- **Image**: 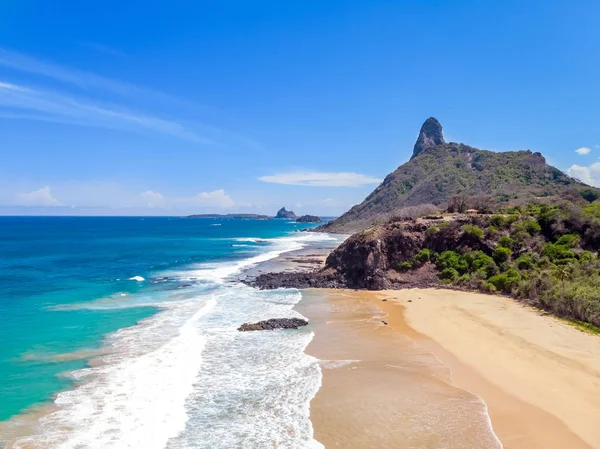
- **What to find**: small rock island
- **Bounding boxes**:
[275,207,297,219]
[296,215,322,223]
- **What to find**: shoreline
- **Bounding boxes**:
[298,287,600,449]
[0,229,342,448]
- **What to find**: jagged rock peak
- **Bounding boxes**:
[411,117,445,159]
[276,207,297,219]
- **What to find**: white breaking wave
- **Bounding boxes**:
[128,276,145,282]
[13,299,216,449]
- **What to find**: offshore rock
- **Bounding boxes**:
[237,318,309,331]
[296,215,322,223]
[275,207,297,219]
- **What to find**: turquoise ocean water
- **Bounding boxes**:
[0,216,339,448]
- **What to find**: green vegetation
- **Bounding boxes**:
[462,224,484,240]
[395,200,600,327]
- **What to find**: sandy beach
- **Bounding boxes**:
[299,288,600,449]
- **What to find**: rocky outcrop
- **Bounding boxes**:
[251,215,493,291]
[275,207,297,219]
[296,215,322,223]
[412,117,445,159]
[237,318,308,331]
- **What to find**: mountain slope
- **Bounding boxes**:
[321,118,598,233]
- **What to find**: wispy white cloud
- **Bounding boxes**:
[0,48,261,148]
[575,147,591,155]
[0,81,28,91]
[259,171,383,187]
[0,81,212,143]
[0,48,143,96]
[17,186,63,206]
[568,163,600,186]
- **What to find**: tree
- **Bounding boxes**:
[448,194,469,213]
[580,189,600,203]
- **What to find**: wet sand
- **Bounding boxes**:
[298,288,600,449]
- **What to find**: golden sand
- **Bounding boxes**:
[299,288,600,449]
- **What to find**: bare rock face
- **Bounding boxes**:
[411,117,445,159]
[237,318,308,331]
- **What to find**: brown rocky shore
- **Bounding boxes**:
[250,215,470,291]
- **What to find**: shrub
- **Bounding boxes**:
[584,203,600,219]
[555,233,580,248]
[397,260,413,271]
[425,225,439,237]
[497,236,514,249]
[516,219,541,235]
[493,246,512,264]
[457,273,471,284]
[466,251,498,278]
[488,268,521,293]
[462,224,484,240]
[490,215,509,228]
[516,253,535,270]
[485,226,498,237]
[436,251,469,274]
[512,231,531,248]
[542,243,575,262]
[440,267,459,281]
[479,281,498,293]
[579,250,596,263]
[414,248,431,263]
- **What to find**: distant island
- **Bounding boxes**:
[188,208,324,222]
[296,215,322,223]
[188,213,270,219]
[275,207,297,219]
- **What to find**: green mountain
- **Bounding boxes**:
[321,118,599,233]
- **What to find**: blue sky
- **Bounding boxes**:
[1,0,599,215]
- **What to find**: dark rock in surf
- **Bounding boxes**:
[237,318,309,331]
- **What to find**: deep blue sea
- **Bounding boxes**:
[0,216,340,448]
